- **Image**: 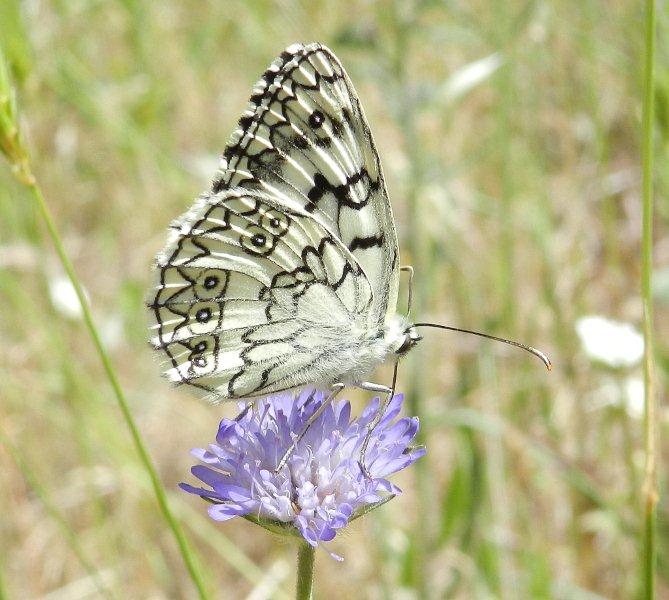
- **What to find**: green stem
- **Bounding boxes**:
[25,179,210,600]
[640,0,657,598]
[295,543,315,600]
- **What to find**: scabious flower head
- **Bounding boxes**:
[180,390,424,558]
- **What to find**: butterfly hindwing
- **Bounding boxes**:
[212,42,400,325]
[149,188,374,400]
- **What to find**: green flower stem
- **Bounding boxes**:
[295,543,315,600]
[24,178,210,600]
[640,0,658,598]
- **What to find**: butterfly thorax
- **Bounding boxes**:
[332,314,420,385]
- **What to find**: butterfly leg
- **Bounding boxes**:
[351,381,395,478]
[234,401,254,422]
[274,383,346,473]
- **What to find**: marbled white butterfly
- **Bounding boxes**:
[148,42,550,407]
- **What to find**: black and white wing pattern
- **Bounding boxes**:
[148,43,403,402]
[211,42,399,325]
[149,188,374,401]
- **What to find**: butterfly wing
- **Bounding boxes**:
[212,42,399,325]
[149,188,374,401]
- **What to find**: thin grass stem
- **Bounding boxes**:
[640,0,658,598]
[24,180,210,599]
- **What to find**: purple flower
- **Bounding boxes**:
[180,390,425,558]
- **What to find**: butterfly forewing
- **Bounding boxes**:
[212,42,399,324]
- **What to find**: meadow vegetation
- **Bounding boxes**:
[1,1,667,598]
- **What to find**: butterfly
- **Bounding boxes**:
[147,42,422,404]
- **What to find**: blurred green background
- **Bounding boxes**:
[1,1,668,598]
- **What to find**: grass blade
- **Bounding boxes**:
[640,0,658,598]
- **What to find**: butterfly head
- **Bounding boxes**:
[395,325,422,356]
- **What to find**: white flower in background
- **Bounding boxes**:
[575,315,644,367]
[100,313,124,351]
[584,376,645,418]
[49,275,88,320]
[54,123,78,159]
[624,377,645,419]
[439,53,503,103]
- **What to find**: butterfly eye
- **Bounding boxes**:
[261,210,290,236]
[195,269,228,300]
[241,224,276,256]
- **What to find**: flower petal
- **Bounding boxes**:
[208,503,250,521]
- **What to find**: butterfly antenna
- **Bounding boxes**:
[413,323,552,370]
